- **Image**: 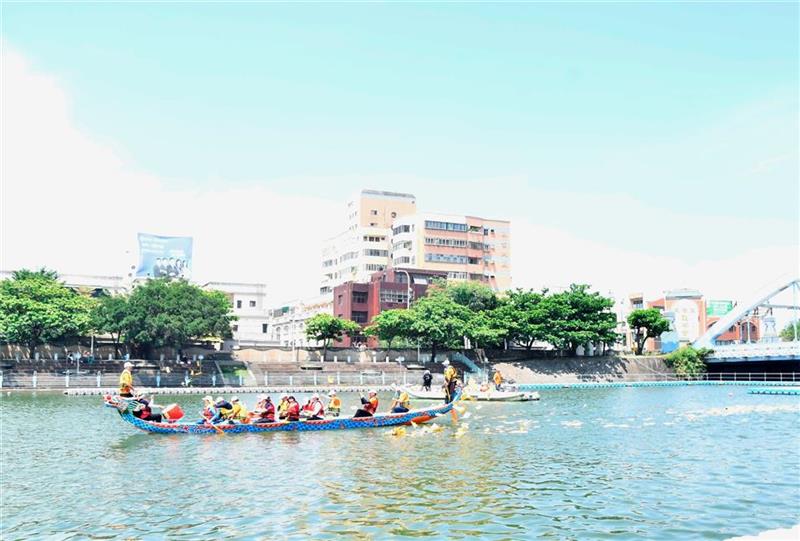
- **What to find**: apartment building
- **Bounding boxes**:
[390,213,512,291]
[320,190,417,295]
[265,295,333,347]
[201,282,273,347]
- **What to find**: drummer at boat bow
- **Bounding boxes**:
[119,362,135,397]
[354,390,379,418]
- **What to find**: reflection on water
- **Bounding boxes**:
[1,388,799,540]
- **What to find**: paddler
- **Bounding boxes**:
[277,394,290,420]
[493,369,503,391]
[304,394,325,421]
[354,390,379,418]
[285,396,300,422]
[211,397,233,424]
[443,360,458,404]
[119,361,135,397]
[327,390,342,417]
[251,395,275,424]
[390,384,411,413]
[230,397,248,423]
[196,396,216,424]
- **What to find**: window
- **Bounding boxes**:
[391,212,397,218]
[425,237,467,248]
[352,291,368,304]
[468,257,480,265]
[468,241,488,250]
[393,240,413,251]
[351,311,368,323]
[365,264,385,271]
[232,324,239,332]
[363,249,389,257]
[338,294,343,306]
[447,271,468,280]
[380,290,408,304]
[425,253,468,264]
[369,222,378,227]
[341,251,359,262]
[469,225,482,232]
[363,235,386,242]
[425,220,468,232]
[392,225,412,235]
[249,300,256,308]
[370,209,378,215]
[393,256,411,265]
[470,273,487,281]
[236,300,242,309]
[262,323,268,334]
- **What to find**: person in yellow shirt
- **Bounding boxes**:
[493,370,503,391]
[229,397,248,423]
[443,361,458,404]
[390,385,411,413]
[327,391,342,417]
[119,362,135,397]
[277,394,290,420]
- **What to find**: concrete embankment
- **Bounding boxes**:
[488,355,671,384]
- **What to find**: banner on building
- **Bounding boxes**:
[706,300,734,317]
[136,233,193,279]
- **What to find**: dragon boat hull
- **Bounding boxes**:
[104,394,458,435]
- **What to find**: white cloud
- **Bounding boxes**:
[2,45,797,308]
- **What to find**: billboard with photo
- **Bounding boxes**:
[136,233,193,279]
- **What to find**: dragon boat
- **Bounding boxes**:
[103,392,461,435]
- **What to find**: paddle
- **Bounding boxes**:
[205,418,225,435]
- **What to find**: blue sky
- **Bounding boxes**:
[1,2,797,301]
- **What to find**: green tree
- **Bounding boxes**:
[409,292,472,362]
[0,268,95,357]
[445,281,499,312]
[305,313,361,360]
[664,346,712,377]
[365,309,416,349]
[91,295,129,359]
[628,308,671,355]
[123,279,235,358]
[780,321,800,342]
[496,289,549,349]
[541,285,618,355]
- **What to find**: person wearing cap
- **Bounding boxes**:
[251,395,275,423]
[304,394,325,421]
[196,396,216,424]
[229,397,248,423]
[443,362,458,404]
[119,362,135,397]
[277,394,290,420]
[390,385,411,414]
[210,397,233,424]
[132,393,163,422]
[327,391,342,417]
[422,370,432,391]
[354,390,379,418]
[285,396,300,422]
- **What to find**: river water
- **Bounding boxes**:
[1,386,798,540]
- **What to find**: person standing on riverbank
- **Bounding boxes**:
[493,370,503,391]
[119,362,135,397]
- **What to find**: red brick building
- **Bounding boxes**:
[333,267,448,346]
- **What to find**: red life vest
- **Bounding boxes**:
[287,402,300,421]
[310,399,325,417]
[364,397,378,415]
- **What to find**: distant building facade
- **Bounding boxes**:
[390,213,511,291]
[320,190,417,295]
[201,282,273,347]
[625,289,759,353]
[333,267,448,347]
[265,295,333,348]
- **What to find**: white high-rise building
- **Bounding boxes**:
[320,189,416,295]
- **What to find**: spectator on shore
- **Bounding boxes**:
[119,362,135,397]
[422,370,432,391]
[354,390,379,418]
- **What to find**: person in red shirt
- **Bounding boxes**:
[285,396,301,422]
[354,390,379,418]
